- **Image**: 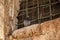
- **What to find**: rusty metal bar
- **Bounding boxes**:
[26,0,28,17]
[37,0,40,23]
[49,0,52,20]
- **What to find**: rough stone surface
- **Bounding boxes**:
[0,0,60,40]
[0,0,4,40]
[0,0,20,40]
[4,0,20,40]
[11,18,60,40]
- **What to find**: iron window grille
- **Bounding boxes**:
[17,0,60,28]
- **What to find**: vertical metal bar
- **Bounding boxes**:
[49,0,52,20]
[26,0,28,17]
[53,5,54,15]
[39,0,43,23]
[32,0,34,20]
[37,0,40,23]
[42,0,44,20]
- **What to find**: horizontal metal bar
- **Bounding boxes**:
[18,2,60,16]
[19,1,59,11]
[17,13,60,26]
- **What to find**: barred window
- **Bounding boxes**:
[17,0,60,28]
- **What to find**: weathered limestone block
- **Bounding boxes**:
[0,0,4,40]
[0,0,20,40]
[12,18,60,40]
[3,0,20,40]
[4,0,20,36]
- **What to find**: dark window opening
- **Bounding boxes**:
[17,0,60,29]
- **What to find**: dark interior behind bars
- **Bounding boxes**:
[17,0,60,29]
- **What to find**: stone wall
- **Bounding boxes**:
[0,0,20,40]
[0,0,60,40]
[0,0,5,40]
[4,0,20,40]
[11,18,60,40]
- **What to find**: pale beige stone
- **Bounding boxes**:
[0,0,20,40]
[12,18,60,40]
